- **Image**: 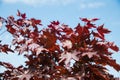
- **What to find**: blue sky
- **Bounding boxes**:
[0,0,120,77]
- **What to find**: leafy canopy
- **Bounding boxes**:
[0,11,120,80]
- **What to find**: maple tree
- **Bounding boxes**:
[0,11,120,80]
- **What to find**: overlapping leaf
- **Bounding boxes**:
[0,11,119,80]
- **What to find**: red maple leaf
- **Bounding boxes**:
[97,24,111,35]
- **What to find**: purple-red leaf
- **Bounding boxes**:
[1,62,14,69]
[93,32,104,40]
[6,25,16,34]
[75,23,83,34]
[97,24,111,35]
[17,10,21,16]
[31,18,41,25]
[51,21,59,25]
[108,42,119,52]
[80,18,90,22]
[80,18,99,23]
[21,13,26,19]
[0,44,14,53]
[86,22,96,28]
[91,18,99,22]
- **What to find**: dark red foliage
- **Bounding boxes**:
[80,18,99,23]
[51,21,60,25]
[6,25,16,34]
[17,10,26,19]
[30,18,42,25]
[0,11,120,80]
[97,24,111,34]
[0,44,14,53]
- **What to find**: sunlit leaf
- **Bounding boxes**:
[59,51,80,67]
[0,11,119,80]
[62,40,72,49]
[82,52,98,58]
[28,43,39,51]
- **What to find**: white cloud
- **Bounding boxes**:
[2,0,105,8]
[2,0,18,3]
[2,0,75,6]
[79,1,105,9]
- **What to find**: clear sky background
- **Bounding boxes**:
[0,0,120,77]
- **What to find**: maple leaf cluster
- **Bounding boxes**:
[0,11,120,80]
